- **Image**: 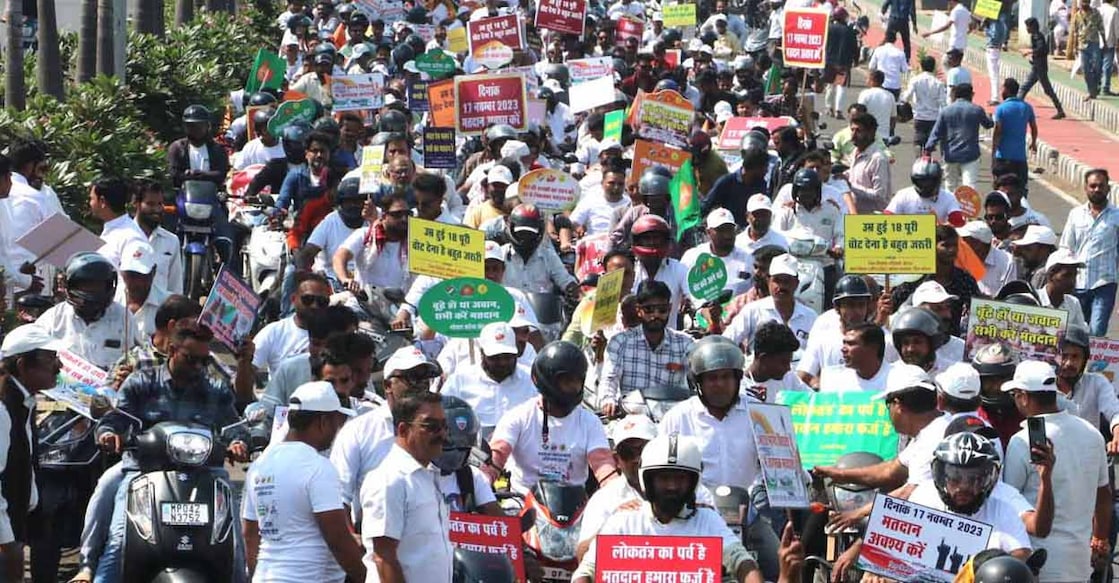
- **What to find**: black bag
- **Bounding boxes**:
[897,102,914,123]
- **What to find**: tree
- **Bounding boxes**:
[36,0,63,98]
[5,0,26,109]
[95,0,113,76]
[135,0,162,35]
[174,0,192,28]
[77,0,97,81]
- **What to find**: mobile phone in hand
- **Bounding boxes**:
[1027,416,1046,463]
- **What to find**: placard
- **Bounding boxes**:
[662,3,697,26]
[858,495,992,583]
[954,186,982,219]
[535,0,586,35]
[568,56,614,85]
[407,217,486,279]
[687,253,728,302]
[455,73,527,134]
[595,535,722,582]
[843,215,937,275]
[635,89,695,148]
[965,298,1068,364]
[358,144,386,194]
[415,48,458,79]
[59,349,111,388]
[197,266,262,350]
[628,140,688,187]
[749,404,810,508]
[14,213,105,269]
[428,79,457,128]
[1089,337,1119,382]
[417,277,516,337]
[449,513,526,582]
[614,16,644,43]
[468,14,524,54]
[717,116,798,150]
[590,268,626,333]
[330,73,385,111]
[603,109,625,143]
[518,168,580,211]
[267,98,318,136]
[569,76,617,114]
[474,41,515,69]
[782,8,830,69]
[407,79,429,112]
[447,26,469,53]
[423,127,458,169]
[973,0,1001,19]
[775,391,898,468]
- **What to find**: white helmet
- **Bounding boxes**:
[638,433,703,494]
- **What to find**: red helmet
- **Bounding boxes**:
[508,203,545,253]
[632,214,671,259]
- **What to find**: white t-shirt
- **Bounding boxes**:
[242,441,347,583]
[438,466,499,512]
[868,43,910,90]
[723,296,818,352]
[659,397,761,490]
[908,480,1032,553]
[441,363,539,429]
[740,369,811,404]
[340,227,408,289]
[252,316,309,372]
[577,478,716,546]
[886,187,963,223]
[680,243,754,298]
[819,362,893,394]
[235,139,285,170]
[949,4,972,51]
[490,397,611,493]
[857,87,897,141]
[900,413,951,485]
[773,183,848,216]
[570,193,631,237]
[307,211,360,274]
[187,143,211,172]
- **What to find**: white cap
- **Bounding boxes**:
[288,381,355,416]
[509,303,538,329]
[706,208,736,229]
[768,253,799,278]
[747,193,772,214]
[935,363,981,400]
[120,241,157,275]
[501,140,530,160]
[651,11,664,20]
[1000,360,1058,393]
[1044,248,1084,273]
[1011,225,1058,247]
[478,322,518,356]
[911,281,958,306]
[957,220,993,244]
[1008,214,1036,230]
[505,181,521,203]
[712,13,728,22]
[716,109,733,124]
[484,240,505,262]
[487,165,514,185]
[876,363,938,400]
[612,414,658,444]
[599,138,623,152]
[384,346,440,379]
[698,45,714,55]
[0,324,65,359]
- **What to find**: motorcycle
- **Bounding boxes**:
[176,180,226,300]
[230,194,288,328]
[712,485,781,582]
[618,384,693,423]
[515,481,588,582]
[332,286,416,386]
[785,229,830,315]
[525,291,568,344]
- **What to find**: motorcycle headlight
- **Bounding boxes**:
[831,486,875,514]
[167,432,212,466]
[185,202,213,220]
[127,476,155,542]
[536,514,579,562]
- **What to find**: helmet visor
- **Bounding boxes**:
[942,464,994,492]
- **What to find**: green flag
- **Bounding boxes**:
[668,158,701,242]
[245,49,287,94]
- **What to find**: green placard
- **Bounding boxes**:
[774,391,898,468]
[417,277,516,338]
[603,109,625,143]
[245,49,287,94]
[267,98,319,137]
[415,48,458,80]
[686,253,727,302]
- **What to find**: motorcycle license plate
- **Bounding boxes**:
[541,566,572,581]
[160,503,209,526]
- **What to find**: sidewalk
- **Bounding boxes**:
[860,7,1119,198]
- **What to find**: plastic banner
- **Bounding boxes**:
[590,268,626,333]
[687,253,728,302]
[628,140,688,187]
[423,127,458,169]
[535,0,586,35]
[595,535,721,582]
[197,266,262,350]
[417,277,516,337]
[843,215,937,275]
[775,391,899,468]
[468,14,524,54]
[455,73,527,134]
[782,8,830,69]
[449,513,526,582]
[749,404,810,508]
[662,3,697,26]
[717,116,797,150]
[407,217,486,279]
[965,298,1068,364]
[330,73,385,111]
[635,89,695,148]
[517,168,580,212]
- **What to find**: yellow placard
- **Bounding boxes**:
[662,3,697,27]
[358,144,386,194]
[843,214,937,275]
[448,26,469,54]
[973,0,1000,20]
[590,269,626,333]
[407,217,486,279]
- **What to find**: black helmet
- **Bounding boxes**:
[891,306,948,351]
[378,110,409,134]
[791,168,821,202]
[391,44,415,69]
[654,78,679,93]
[833,275,872,302]
[974,555,1038,583]
[1063,323,1091,353]
[972,341,1018,378]
[337,2,356,20]
[405,6,428,23]
[700,30,718,46]
[282,122,312,163]
[349,11,370,26]
[932,433,1000,515]
[405,34,426,56]
[740,132,770,166]
[433,395,479,475]
[531,341,588,414]
[182,104,212,124]
[313,42,337,58]
[638,167,671,197]
[247,91,278,108]
[251,108,274,131]
[64,252,117,322]
[288,14,313,31]
[661,29,682,45]
[910,158,943,198]
[537,87,555,101]
[336,177,366,228]
[508,204,545,254]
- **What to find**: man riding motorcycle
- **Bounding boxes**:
[972,341,1023,447]
[890,306,950,374]
[500,203,580,300]
[434,395,503,516]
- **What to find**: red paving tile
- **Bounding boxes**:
[861,24,1119,179]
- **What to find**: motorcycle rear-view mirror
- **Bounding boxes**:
[243,402,267,424]
[381,288,407,305]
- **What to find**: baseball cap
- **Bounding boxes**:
[384,346,441,379]
[487,165,514,185]
[957,220,993,244]
[478,322,518,356]
[288,381,355,416]
[911,281,958,306]
[611,414,658,444]
[768,253,800,279]
[747,193,772,214]
[715,104,733,124]
[1044,248,1084,273]
[935,362,981,400]
[509,303,538,329]
[0,324,65,359]
[501,140,530,160]
[1011,225,1058,247]
[120,241,157,275]
[876,363,938,400]
[706,208,736,229]
[652,11,664,21]
[484,240,505,262]
[1000,360,1057,393]
[599,138,623,152]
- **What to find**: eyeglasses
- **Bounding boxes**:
[411,419,448,433]
[639,304,671,314]
[384,209,410,219]
[390,372,433,388]
[300,294,330,308]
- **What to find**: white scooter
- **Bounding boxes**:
[784,228,830,315]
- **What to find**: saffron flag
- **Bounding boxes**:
[668,158,701,242]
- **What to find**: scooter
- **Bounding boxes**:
[785,229,830,315]
[518,481,587,582]
[525,291,567,344]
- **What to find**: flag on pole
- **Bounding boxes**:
[245,49,287,94]
[668,158,701,242]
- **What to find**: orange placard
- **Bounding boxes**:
[954,186,982,220]
[428,79,456,128]
[283,90,309,102]
[628,139,688,186]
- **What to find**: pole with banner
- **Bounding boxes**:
[782,8,830,69]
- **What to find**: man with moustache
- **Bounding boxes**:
[1061,169,1119,336]
[798,275,874,388]
[131,180,183,295]
[441,322,538,435]
[724,254,817,352]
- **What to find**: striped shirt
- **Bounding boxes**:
[1060,203,1119,290]
[599,326,695,407]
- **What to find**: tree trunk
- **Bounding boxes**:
[174,0,191,27]
[36,0,62,98]
[5,0,26,109]
[95,0,112,76]
[151,0,163,36]
[135,0,154,33]
[77,0,96,81]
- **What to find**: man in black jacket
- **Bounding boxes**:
[0,324,63,581]
[167,105,230,189]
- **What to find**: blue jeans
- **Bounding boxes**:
[78,461,126,572]
[1103,47,1116,93]
[1083,42,1103,97]
[1075,283,1117,337]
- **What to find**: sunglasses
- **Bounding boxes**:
[300,294,330,308]
[411,419,448,433]
[639,304,671,314]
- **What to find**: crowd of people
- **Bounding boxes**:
[0,0,1118,580]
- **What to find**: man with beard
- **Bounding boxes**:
[441,322,538,434]
[572,434,764,583]
[889,307,951,375]
[464,165,515,229]
[742,322,811,404]
[130,180,183,294]
[735,194,789,258]
[799,275,874,387]
[1009,225,1058,289]
[705,135,773,226]
[890,225,982,336]
[599,281,695,417]
[1036,250,1088,328]
[252,272,332,373]
[620,52,657,97]
[626,215,690,328]
[1061,169,1119,337]
[724,254,817,352]
[681,209,753,298]
[333,191,412,291]
[1053,325,1119,453]
[571,164,631,238]
[307,178,367,289]
[843,112,892,213]
[819,323,893,393]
